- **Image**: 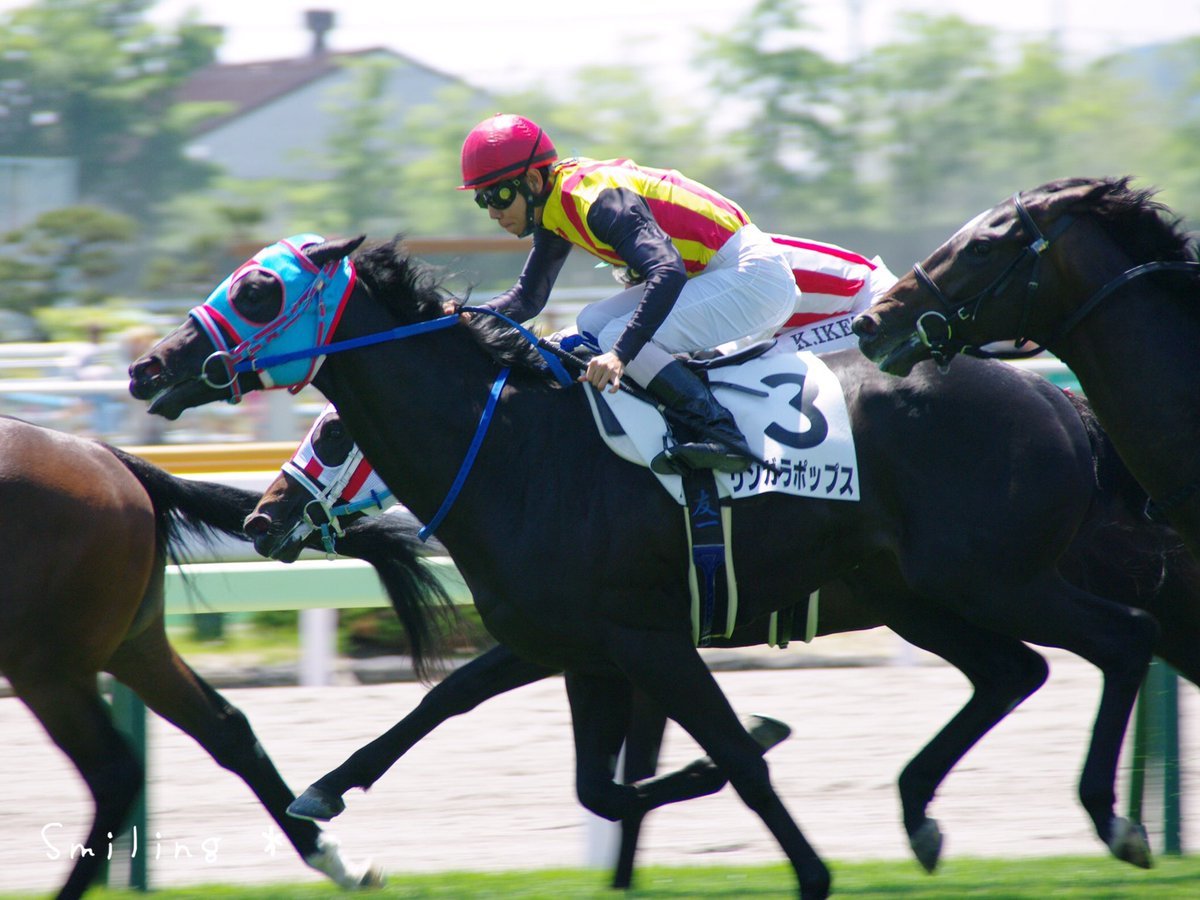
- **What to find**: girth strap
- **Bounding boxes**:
[683,472,737,645]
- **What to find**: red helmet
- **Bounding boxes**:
[459,114,558,190]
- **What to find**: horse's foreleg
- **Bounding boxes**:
[11,674,141,900]
[946,576,1160,867]
[106,632,381,889]
[882,606,1048,871]
[607,626,829,900]
[293,644,557,820]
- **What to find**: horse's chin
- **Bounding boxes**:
[253,533,304,563]
[877,335,931,377]
[144,380,228,420]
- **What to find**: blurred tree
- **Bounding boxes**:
[0,204,136,313]
[1161,38,1200,217]
[0,0,221,219]
[284,56,406,235]
[700,0,856,231]
[503,64,725,184]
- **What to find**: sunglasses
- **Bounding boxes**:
[474,179,522,210]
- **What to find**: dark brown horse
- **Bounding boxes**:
[253,399,1200,885]
[0,415,381,899]
[129,234,1164,898]
[852,176,1200,560]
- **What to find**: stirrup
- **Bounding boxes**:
[651,441,752,476]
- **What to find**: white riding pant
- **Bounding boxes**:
[576,223,795,384]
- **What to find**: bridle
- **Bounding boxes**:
[910,192,1076,368]
[910,192,1200,368]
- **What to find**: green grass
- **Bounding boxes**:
[9,856,1200,899]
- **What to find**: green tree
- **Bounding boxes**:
[701,0,854,230]
[283,56,406,235]
[0,0,221,218]
[0,204,136,313]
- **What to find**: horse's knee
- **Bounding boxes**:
[1008,645,1050,701]
[89,746,143,821]
[1102,609,1159,677]
[577,777,637,821]
[205,705,262,771]
[724,754,775,811]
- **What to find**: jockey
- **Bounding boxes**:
[455,113,796,475]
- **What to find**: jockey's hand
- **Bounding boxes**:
[442,299,472,322]
[581,351,624,393]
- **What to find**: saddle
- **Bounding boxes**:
[570,340,860,645]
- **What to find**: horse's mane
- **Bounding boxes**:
[1046,176,1197,265]
[350,236,556,377]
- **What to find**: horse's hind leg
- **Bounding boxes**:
[10,674,141,900]
[105,623,381,888]
[877,602,1049,871]
[606,626,830,900]
[611,691,666,889]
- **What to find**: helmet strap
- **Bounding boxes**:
[517,168,552,238]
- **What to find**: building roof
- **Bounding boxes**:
[177,47,458,136]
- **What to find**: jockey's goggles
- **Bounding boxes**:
[474,178,523,211]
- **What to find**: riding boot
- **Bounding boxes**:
[644,359,753,475]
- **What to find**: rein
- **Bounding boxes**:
[227,306,574,387]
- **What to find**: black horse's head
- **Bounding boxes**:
[853,176,1188,375]
[128,234,366,418]
[245,404,392,561]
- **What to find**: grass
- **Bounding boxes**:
[9,856,1200,899]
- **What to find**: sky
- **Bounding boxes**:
[3,0,1192,93]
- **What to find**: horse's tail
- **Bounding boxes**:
[104,444,259,567]
[328,513,461,684]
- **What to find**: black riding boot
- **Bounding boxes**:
[644,359,753,474]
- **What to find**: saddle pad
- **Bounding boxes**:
[585,350,860,505]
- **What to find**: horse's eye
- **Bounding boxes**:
[328,422,345,440]
[967,241,993,258]
[231,274,283,324]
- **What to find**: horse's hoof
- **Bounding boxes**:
[289,785,347,822]
[305,834,386,890]
[746,714,792,752]
[798,859,832,900]
[909,818,943,873]
[357,865,387,889]
[1108,817,1153,869]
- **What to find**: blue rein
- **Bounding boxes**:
[417,365,510,542]
[229,303,571,542]
[232,305,574,387]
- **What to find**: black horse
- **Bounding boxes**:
[852,176,1200,561]
[130,235,1162,898]
[255,401,1200,884]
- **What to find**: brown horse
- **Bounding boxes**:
[0,415,380,899]
[852,176,1200,560]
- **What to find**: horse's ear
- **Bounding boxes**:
[307,235,367,267]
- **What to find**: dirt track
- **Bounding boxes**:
[2,646,1196,893]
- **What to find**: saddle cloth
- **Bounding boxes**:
[584,348,860,505]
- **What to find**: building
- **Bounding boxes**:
[176,10,489,182]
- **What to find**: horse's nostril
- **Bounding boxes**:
[851,314,877,338]
[131,358,162,380]
[243,512,271,537]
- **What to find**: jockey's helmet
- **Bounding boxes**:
[459,114,558,190]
